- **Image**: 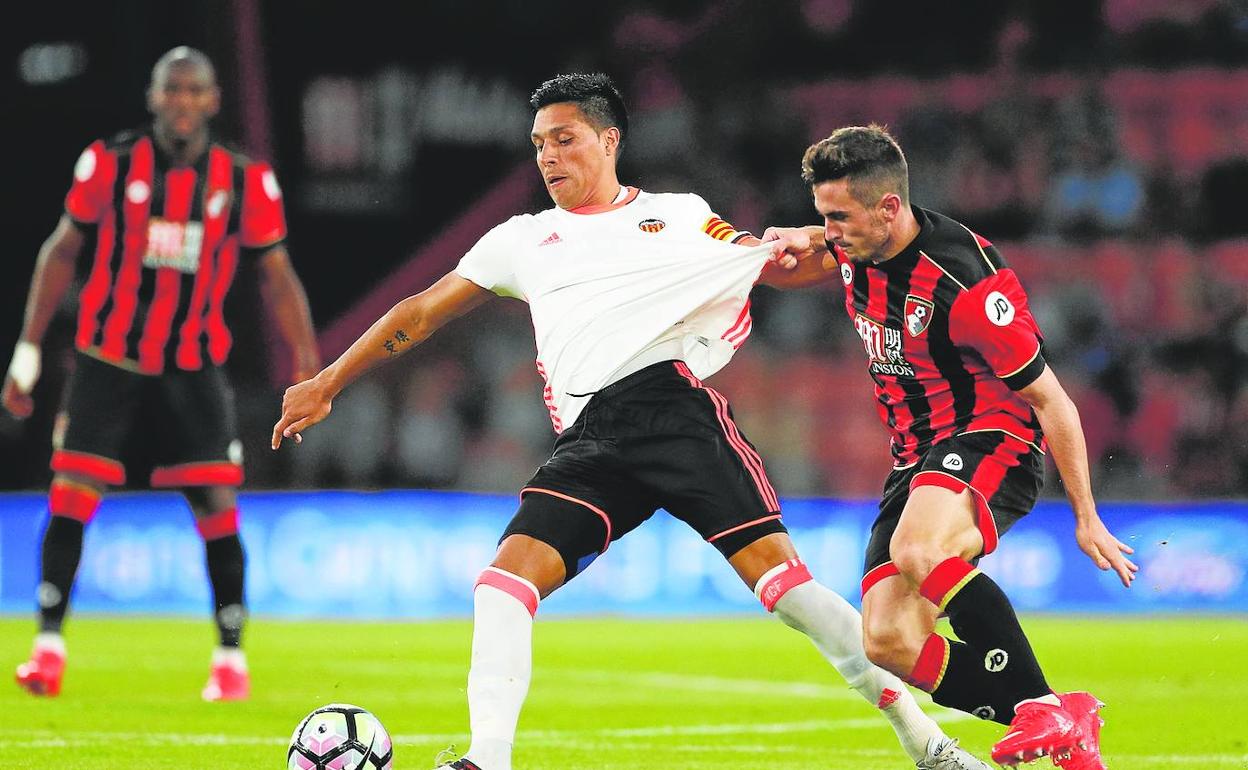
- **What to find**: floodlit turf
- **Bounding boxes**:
[0,616,1245,769]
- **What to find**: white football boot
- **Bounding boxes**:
[916,736,994,770]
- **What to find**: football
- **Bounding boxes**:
[287,703,394,770]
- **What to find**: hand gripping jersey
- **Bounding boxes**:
[456,188,772,431]
[64,128,287,374]
[837,207,1048,467]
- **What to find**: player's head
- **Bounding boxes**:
[529,73,628,209]
[801,125,910,263]
[148,46,220,143]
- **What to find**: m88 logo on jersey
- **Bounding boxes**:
[854,314,914,377]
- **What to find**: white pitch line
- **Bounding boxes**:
[1,728,1245,767]
[546,668,864,701]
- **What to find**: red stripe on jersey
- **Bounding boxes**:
[205,236,239,365]
[535,360,563,432]
[721,299,753,347]
[76,209,118,350]
[100,137,155,362]
[176,147,233,370]
[137,166,196,372]
[674,362,780,512]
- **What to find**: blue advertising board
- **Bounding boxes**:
[0,491,1245,617]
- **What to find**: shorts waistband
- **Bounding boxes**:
[592,360,683,401]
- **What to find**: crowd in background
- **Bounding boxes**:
[7,0,1248,499]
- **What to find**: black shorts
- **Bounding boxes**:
[861,430,1043,596]
[50,351,243,488]
[504,360,787,582]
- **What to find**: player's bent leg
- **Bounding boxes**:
[861,572,941,679]
[730,534,990,768]
[16,471,105,697]
[889,484,1084,764]
[184,486,249,702]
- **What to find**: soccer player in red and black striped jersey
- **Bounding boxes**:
[2,47,319,701]
[763,125,1138,770]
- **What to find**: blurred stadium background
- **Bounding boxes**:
[4,0,1248,500]
[2,2,1248,768]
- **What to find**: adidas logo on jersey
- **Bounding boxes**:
[538,232,562,247]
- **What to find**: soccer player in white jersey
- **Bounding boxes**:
[272,73,991,770]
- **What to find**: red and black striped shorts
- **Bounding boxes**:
[505,360,786,583]
[861,430,1043,596]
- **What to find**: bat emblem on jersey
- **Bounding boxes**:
[638,218,666,233]
[904,295,934,337]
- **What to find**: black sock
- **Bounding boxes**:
[38,516,85,634]
[928,636,1021,724]
[920,557,1050,706]
[204,535,246,647]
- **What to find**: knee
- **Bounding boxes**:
[491,534,566,599]
[184,486,236,518]
[888,536,944,585]
[862,616,921,676]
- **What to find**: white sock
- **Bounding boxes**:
[212,646,246,669]
[761,567,944,763]
[34,632,65,655]
[464,569,539,770]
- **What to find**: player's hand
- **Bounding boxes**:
[3,341,41,419]
[272,374,334,449]
[761,226,813,270]
[2,375,35,419]
[1074,513,1138,588]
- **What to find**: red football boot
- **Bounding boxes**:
[15,643,66,697]
[201,650,249,701]
[1052,692,1107,770]
[991,698,1080,766]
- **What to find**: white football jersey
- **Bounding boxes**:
[456,187,771,431]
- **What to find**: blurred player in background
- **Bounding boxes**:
[2,46,319,701]
[274,73,991,770]
[764,125,1138,770]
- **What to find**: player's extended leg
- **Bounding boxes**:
[183,485,249,702]
[445,533,565,770]
[876,483,1086,765]
[15,471,106,696]
[730,532,990,769]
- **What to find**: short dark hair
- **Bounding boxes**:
[801,124,909,207]
[529,73,628,149]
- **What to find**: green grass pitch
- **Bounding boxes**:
[1,615,1245,768]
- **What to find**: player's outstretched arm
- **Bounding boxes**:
[1017,365,1139,587]
[756,225,839,289]
[3,215,85,419]
[257,245,321,383]
[271,271,492,449]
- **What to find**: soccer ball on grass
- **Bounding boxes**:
[287,703,393,770]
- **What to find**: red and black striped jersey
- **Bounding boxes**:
[838,207,1048,468]
[63,128,287,374]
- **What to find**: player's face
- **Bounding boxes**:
[531,103,618,209]
[148,62,220,141]
[812,179,892,263]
